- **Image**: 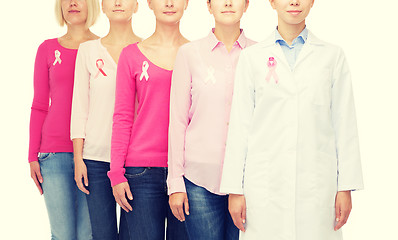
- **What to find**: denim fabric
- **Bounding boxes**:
[39,152,92,240]
[84,159,119,240]
[184,178,239,240]
[121,167,189,240]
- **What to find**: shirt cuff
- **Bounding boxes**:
[107,168,127,187]
[219,186,244,195]
[167,177,186,195]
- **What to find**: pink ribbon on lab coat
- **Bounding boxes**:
[265,57,279,84]
[95,59,107,78]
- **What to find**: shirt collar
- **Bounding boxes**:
[275,26,308,46]
[207,28,247,51]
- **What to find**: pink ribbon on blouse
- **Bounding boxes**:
[95,59,107,78]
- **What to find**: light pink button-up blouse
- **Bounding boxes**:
[167,30,256,195]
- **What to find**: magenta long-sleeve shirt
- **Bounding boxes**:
[108,43,172,186]
[28,39,77,162]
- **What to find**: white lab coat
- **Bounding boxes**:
[220,30,364,240]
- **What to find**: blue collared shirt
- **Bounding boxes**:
[275,27,308,70]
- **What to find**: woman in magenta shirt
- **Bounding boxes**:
[167,0,255,239]
[108,0,189,239]
[28,0,99,239]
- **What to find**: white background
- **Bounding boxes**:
[1,0,397,239]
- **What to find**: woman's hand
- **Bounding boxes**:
[169,192,190,222]
[74,159,89,194]
[229,194,246,232]
[334,190,352,231]
[30,161,43,195]
[112,182,133,212]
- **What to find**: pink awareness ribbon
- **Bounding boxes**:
[95,59,107,78]
[265,57,279,84]
[140,61,149,81]
[53,50,62,66]
[204,66,216,84]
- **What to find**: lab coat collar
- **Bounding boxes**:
[259,29,325,69]
[261,29,325,48]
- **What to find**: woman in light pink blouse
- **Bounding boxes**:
[28,0,99,239]
[167,0,255,239]
[108,0,189,239]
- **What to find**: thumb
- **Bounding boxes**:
[125,185,133,200]
[184,196,190,215]
[335,203,341,222]
[84,173,89,187]
[36,169,43,183]
[242,203,247,224]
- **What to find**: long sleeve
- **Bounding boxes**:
[220,51,255,194]
[108,48,135,187]
[28,43,49,162]
[167,46,192,194]
[332,48,364,191]
[70,45,90,140]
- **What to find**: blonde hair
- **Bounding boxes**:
[55,0,100,28]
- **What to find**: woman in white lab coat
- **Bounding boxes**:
[220,0,364,239]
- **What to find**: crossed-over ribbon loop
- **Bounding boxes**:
[94,59,107,78]
[204,66,216,84]
[265,57,279,84]
[140,61,149,81]
[53,50,62,66]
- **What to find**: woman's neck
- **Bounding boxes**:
[63,23,96,42]
[277,19,306,45]
[102,20,140,45]
[145,21,185,47]
[214,21,242,52]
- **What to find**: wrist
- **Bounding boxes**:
[74,156,84,163]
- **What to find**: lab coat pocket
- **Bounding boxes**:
[309,69,332,106]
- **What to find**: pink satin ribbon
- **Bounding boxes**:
[265,57,279,84]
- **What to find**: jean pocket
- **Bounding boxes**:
[124,167,150,178]
[38,152,54,162]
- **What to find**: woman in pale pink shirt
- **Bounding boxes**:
[108,0,189,239]
[71,0,141,239]
[28,0,99,239]
[167,0,255,239]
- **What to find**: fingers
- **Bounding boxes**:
[335,207,351,231]
[170,205,180,221]
[230,210,246,232]
[120,194,133,212]
[184,197,190,216]
[30,162,43,195]
[242,203,247,225]
[115,195,130,213]
[31,171,43,195]
[169,193,188,222]
[113,184,133,213]
[75,175,89,195]
[170,201,185,222]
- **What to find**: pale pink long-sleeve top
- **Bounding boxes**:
[29,39,77,162]
[108,43,172,187]
[167,30,256,195]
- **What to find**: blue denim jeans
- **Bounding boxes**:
[122,167,189,240]
[84,159,122,240]
[39,152,92,240]
[184,178,239,240]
